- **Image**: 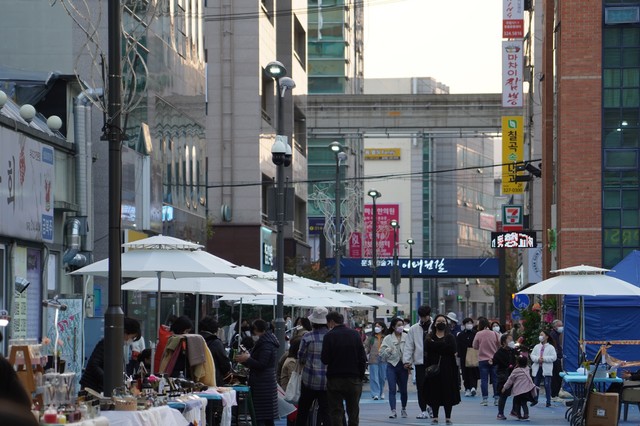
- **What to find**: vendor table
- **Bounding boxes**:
[195,388,236,426]
[560,372,623,425]
[168,396,207,426]
[102,405,190,426]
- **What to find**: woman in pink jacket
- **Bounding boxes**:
[472,317,501,406]
[502,356,537,421]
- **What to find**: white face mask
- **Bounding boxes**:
[465,324,474,331]
[374,326,382,334]
[508,341,516,349]
[492,326,500,333]
[556,326,564,334]
[395,326,404,334]
[539,335,545,342]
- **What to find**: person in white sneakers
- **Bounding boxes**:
[403,305,433,419]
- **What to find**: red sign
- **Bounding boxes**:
[349,232,362,258]
[502,0,524,38]
[362,204,399,258]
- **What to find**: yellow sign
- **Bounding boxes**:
[501,116,524,194]
[364,148,401,160]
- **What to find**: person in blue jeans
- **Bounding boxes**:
[364,321,388,400]
[472,317,501,406]
[530,330,557,407]
[380,318,408,418]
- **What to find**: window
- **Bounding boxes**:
[294,16,307,68]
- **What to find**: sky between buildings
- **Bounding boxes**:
[364,0,503,94]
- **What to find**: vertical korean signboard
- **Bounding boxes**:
[502,40,523,108]
[503,0,524,38]
[502,116,524,194]
[363,204,399,259]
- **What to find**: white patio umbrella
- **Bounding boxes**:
[70,235,248,349]
[516,264,640,358]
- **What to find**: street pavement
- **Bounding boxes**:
[275,381,640,425]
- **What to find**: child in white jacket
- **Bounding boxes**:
[530,330,557,407]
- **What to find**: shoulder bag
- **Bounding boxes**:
[425,356,441,378]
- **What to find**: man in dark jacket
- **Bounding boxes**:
[321,311,367,426]
[199,315,232,386]
[80,317,141,393]
[549,319,564,401]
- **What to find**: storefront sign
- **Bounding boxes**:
[491,231,537,248]
[362,204,399,258]
[503,0,524,38]
[326,257,499,278]
[501,116,524,194]
[502,41,523,107]
[364,148,401,160]
[0,128,55,242]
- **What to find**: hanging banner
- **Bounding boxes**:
[363,204,399,259]
[503,0,524,38]
[502,40,523,107]
[501,116,524,194]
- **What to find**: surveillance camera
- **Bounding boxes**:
[15,277,30,294]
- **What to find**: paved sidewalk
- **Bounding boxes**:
[276,381,640,425]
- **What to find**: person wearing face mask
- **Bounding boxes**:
[403,304,433,419]
[530,330,557,407]
[491,321,502,336]
[424,314,460,425]
[493,334,517,419]
[548,319,565,401]
[81,317,141,393]
[456,317,479,397]
[380,318,409,418]
[364,321,388,400]
[473,317,501,406]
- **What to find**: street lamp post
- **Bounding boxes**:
[407,238,414,323]
[265,60,295,361]
[390,219,400,315]
[367,189,381,321]
[465,279,471,318]
[330,141,347,284]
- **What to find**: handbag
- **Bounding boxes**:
[425,356,441,378]
[465,348,479,367]
[284,369,302,404]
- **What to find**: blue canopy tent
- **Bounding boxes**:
[563,251,640,372]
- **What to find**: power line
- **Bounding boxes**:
[200,159,541,189]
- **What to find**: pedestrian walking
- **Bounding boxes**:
[493,333,517,420]
[472,317,500,406]
[321,311,367,426]
[424,314,460,425]
[456,317,479,397]
[380,317,409,419]
[402,304,433,419]
[296,307,331,426]
[364,321,387,400]
[530,330,557,407]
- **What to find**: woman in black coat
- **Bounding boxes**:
[235,319,279,426]
[424,314,461,425]
[199,316,232,386]
[493,333,517,420]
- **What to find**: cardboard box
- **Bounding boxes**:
[585,392,619,426]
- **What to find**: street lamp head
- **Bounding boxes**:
[391,219,399,228]
[337,151,348,165]
[367,189,381,200]
[329,141,342,153]
[284,142,292,167]
[279,76,296,92]
[407,238,414,245]
[271,135,287,166]
[265,60,287,79]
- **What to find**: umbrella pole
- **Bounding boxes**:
[579,296,585,366]
[195,293,200,333]
[155,271,162,373]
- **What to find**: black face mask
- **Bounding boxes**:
[435,322,447,331]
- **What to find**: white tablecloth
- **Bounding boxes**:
[102,405,189,426]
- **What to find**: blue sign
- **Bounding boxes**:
[513,294,530,310]
[326,257,499,278]
[511,310,521,321]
